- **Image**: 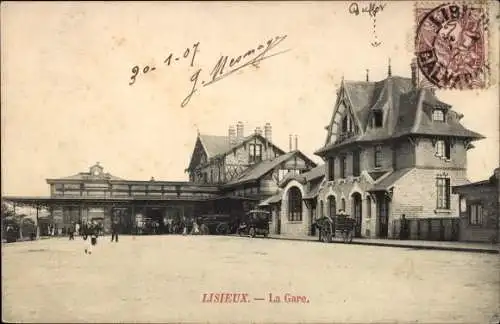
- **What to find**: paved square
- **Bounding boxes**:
[3,236,499,323]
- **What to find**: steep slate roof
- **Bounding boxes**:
[316,75,484,155]
[200,133,285,160]
[188,132,288,172]
[226,151,316,187]
[198,134,231,158]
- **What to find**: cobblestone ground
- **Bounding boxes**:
[2,235,499,323]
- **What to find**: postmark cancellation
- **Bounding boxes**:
[415,1,491,90]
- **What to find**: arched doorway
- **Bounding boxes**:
[327,195,336,218]
[351,192,363,237]
[288,186,302,222]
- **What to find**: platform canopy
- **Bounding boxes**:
[1,195,212,209]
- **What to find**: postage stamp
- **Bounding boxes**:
[415,1,490,90]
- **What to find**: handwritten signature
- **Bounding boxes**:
[349,2,386,18]
[128,35,289,107]
[181,35,288,107]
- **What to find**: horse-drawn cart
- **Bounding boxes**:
[314,214,355,243]
[198,214,238,235]
[238,210,270,238]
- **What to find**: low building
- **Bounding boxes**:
[452,169,500,243]
[3,123,317,235]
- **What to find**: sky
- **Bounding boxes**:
[1,1,499,196]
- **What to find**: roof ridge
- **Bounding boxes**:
[411,89,426,133]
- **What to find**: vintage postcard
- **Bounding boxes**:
[1,1,499,323]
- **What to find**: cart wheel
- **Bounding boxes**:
[347,230,354,243]
[216,223,229,235]
[249,227,256,238]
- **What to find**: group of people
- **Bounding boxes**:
[67,217,120,255]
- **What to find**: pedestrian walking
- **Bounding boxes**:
[400,214,409,240]
[192,219,200,235]
[111,216,120,243]
[69,222,75,240]
[85,220,99,255]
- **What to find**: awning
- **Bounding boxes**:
[206,195,260,202]
[258,193,282,206]
[368,168,412,192]
[303,182,321,200]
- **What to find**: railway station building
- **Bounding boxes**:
[3,60,491,242]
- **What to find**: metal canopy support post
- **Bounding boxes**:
[36,205,40,239]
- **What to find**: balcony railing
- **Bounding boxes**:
[335,131,356,144]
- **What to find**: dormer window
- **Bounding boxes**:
[432,109,445,122]
[372,110,383,128]
[249,143,262,163]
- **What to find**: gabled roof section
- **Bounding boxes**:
[343,80,379,130]
[186,136,208,172]
[199,134,231,158]
[212,133,286,160]
[278,162,325,188]
[188,132,287,171]
[47,163,123,182]
[224,150,317,187]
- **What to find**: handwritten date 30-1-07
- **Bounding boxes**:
[127,35,289,107]
[128,42,200,86]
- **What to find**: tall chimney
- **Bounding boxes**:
[264,123,272,142]
[366,69,369,82]
[228,125,236,146]
[289,134,293,152]
[236,121,244,142]
[294,135,298,151]
[410,58,418,88]
[388,58,392,77]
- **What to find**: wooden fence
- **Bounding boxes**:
[392,217,460,241]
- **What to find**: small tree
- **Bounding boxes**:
[1,202,15,219]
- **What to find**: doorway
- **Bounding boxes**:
[377,195,389,238]
[275,205,281,234]
[309,205,316,236]
[351,193,363,237]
